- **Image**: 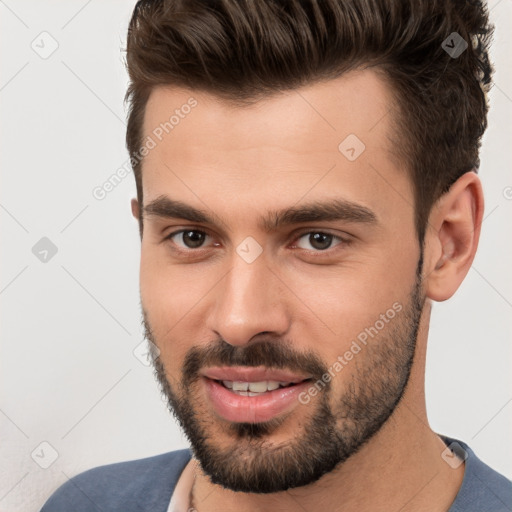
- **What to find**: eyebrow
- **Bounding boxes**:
[143,195,378,232]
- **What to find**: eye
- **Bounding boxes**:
[293,231,345,252]
[163,228,349,255]
[165,229,212,250]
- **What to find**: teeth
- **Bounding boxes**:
[248,381,268,393]
[232,381,249,391]
[222,380,290,393]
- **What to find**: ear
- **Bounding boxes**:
[423,171,484,302]
[131,198,143,240]
[131,198,140,220]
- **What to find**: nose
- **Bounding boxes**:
[206,249,291,347]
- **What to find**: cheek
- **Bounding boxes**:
[298,264,408,330]
[139,251,216,367]
[140,246,208,318]
[290,256,414,374]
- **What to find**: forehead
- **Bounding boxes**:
[140,69,411,225]
[143,68,394,152]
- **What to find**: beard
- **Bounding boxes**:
[143,254,425,494]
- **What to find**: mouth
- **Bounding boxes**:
[215,379,308,396]
[200,366,314,423]
[201,365,312,385]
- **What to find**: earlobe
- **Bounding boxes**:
[424,171,484,302]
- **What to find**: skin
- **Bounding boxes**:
[131,68,484,511]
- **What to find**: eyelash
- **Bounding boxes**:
[162,228,350,257]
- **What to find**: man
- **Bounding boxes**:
[41,0,512,511]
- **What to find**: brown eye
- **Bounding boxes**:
[167,230,209,249]
[295,232,342,251]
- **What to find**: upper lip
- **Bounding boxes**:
[201,366,312,383]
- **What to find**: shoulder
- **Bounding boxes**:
[442,436,512,512]
[40,448,192,512]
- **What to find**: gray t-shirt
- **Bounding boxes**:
[41,435,512,511]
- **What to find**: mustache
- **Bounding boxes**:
[177,338,328,388]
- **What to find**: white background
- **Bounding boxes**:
[1,1,511,511]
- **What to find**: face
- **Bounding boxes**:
[137,69,426,493]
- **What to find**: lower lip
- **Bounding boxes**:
[202,377,312,423]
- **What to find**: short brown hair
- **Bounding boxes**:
[124,0,494,243]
